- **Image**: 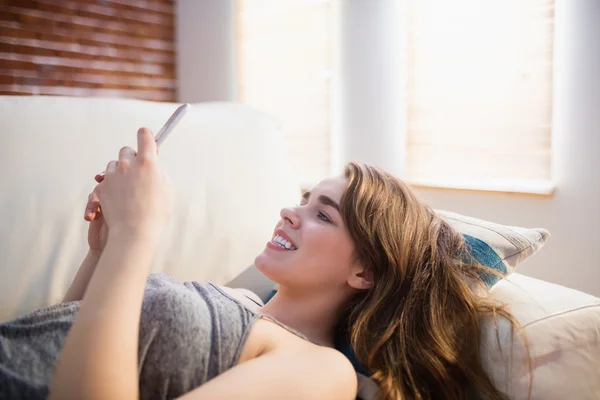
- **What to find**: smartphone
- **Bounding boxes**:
[97,103,190,178]
[154,103,190,146]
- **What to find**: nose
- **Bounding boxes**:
[280,206,300,228]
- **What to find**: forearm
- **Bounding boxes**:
[50,230,159,400]
[62,250,101,303]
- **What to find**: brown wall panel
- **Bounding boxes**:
[0,0,176,102]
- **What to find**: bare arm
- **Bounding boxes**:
[49,127,172,400]
[49,231,157,399]
[177,346,358,400]
[62,250,101,303]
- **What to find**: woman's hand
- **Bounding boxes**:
[84,192,109,256]
[87,127,174,243]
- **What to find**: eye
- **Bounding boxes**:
[318,211,331,222]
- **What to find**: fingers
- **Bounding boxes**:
[106,160,118,174]
[93,128,156,184]
[84,191,101,221]
[92,207,103,221]
[118,146,136,162]
[137,128,157,162]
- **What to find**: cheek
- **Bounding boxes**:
[296,228,355,281]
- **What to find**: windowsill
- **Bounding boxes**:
[302,179,555,196]
[407,178,556,196]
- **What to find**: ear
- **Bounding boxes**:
[347,265,374,290]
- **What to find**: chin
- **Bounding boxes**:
[254,251,285,283]
[254,251,273,274]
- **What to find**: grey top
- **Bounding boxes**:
[0,273,299,400]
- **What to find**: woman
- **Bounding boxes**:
[0,128,520,400]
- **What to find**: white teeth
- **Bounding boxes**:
[272,235,297,250]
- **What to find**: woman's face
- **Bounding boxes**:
[254,176,359,293]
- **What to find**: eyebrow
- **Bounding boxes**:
[302,191,340,212]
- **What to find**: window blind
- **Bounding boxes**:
[236,0,332,186]
[406,0,554,193]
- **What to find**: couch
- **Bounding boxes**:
[1,96,599,399]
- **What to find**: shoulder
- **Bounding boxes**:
[275,344,358,400]
[312,346,358,388]
[242,319,358,399]
[317,347,358,388]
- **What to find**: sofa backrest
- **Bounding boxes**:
[0,95,300,320]
[483,272,600,399]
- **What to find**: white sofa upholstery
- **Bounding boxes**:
[1,96,599,399]
[485,273,600,399]
[0,96,299,319]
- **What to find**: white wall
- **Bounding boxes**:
[176,0,236,103]
[178,0,600,296]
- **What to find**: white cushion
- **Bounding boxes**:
[437,209,550,274]
[482,273,600,399]
[0,96,299,320]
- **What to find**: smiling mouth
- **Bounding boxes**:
[271,234,297,250]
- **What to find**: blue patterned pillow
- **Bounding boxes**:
[437,210,549,277]
[463,234,506,287]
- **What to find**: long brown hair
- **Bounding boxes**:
[338,162,527,400]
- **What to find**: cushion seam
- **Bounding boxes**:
[502,245,536,263]
[522,304,600,329]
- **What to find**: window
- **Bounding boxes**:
[236,0,332,187]
[406,0,555,194]
[236,0,554,194]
